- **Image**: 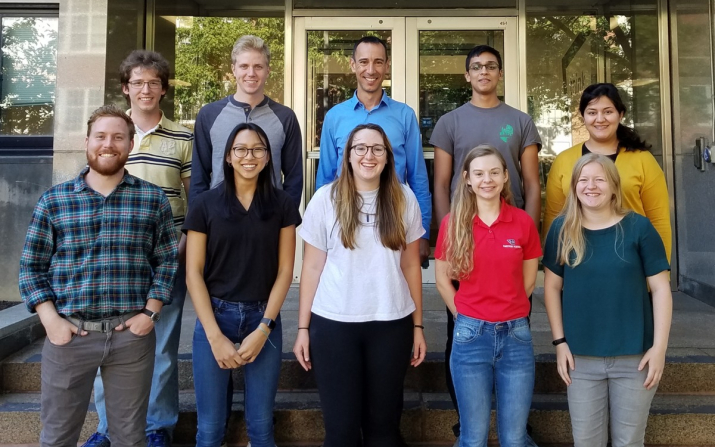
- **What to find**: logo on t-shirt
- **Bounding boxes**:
[503,238,521,249]
[499,124,514,143]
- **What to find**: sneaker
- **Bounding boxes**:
[81,432,111,447]
[146,429,171,447]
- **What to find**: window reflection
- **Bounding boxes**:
[0,16,58,136]
[306,30,392,151]
[526,3,663,225]
[168,16,285,130]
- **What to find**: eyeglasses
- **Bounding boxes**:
[232,146,268,158]
[469,63,500,72]
[351,144,386,157]
[127,80,163,90]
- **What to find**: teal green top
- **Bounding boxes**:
[542,212,669,357]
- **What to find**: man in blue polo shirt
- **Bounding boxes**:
[316,36,432,263]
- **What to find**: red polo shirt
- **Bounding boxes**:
[435,201,542,322]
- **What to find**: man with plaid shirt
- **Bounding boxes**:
[19,104,178,447]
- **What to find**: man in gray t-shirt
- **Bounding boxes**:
[429,44,542,447]
[430,46,542,226]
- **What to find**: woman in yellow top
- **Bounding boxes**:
[542,83,671,260]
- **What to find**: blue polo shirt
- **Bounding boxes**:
[316,91,431,238]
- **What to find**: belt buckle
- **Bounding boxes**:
[102,320,112,333]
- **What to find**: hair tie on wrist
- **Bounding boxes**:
[552,337,567,346]
[298,327,310,330]
[414,324,425,329]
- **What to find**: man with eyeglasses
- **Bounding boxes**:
[81,50,193,447]
[316,35,432,265]
[189,35,303,208]
[430,44,542,447]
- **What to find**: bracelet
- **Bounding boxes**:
[258,327,270,338]
[414,324,425,329]
[552,337,567,346]
[298,327,310,330]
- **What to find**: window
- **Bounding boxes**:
[0,10,58,154]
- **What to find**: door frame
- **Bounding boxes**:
[292,15,520,283]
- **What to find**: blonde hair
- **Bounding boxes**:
[231,35,271,65]
[330,124,406,251]
[444,145,513,279]
[556,153,629,266]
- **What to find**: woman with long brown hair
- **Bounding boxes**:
[293,123,426,447]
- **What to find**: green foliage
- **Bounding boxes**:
[0,17,58,135]
[174,17,284,122]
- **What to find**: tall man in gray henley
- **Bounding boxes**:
[189,35,303,207]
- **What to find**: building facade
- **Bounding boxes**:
[1,0,714,303]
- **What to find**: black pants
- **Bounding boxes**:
[445,286,534,438]
[310,313,413,447]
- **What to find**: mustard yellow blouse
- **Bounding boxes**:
[542,143,672,262]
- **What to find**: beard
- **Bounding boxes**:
[87,152,128,176]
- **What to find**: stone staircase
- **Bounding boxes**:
[1,286,715,446]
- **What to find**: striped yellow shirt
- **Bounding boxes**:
[126,111,193,230]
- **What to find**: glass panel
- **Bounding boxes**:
[419,30,505,149]
[0,16,58,136]
[672,0,715,293]
[526,1,663,225]
[418,30,505,246]
[307,30,392,152]
[295,0,516,9]
[306,30,392,195]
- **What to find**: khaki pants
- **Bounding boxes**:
[40,327,156,447]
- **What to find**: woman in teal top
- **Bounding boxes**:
[542,153,672,447]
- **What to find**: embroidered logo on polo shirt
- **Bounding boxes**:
[159,139,177,155]
[503,238,521,248]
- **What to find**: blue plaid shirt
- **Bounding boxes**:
[19,167,179,319]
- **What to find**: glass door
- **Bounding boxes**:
[294,16,518,283]
[406,17,518,282]
[294,17,406,201]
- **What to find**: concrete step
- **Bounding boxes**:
[4,351,715,395]
[1,392,714,445]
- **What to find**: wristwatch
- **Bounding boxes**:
[260,317,276,330]
[141,308,161,323]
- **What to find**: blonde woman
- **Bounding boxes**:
[293,123,426,447]
[543,154,672,447]
[435,145,542,447]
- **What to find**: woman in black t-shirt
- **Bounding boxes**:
[184,123,301,447]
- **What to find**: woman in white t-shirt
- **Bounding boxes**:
[293,123,426,447]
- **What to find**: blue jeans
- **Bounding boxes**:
[450,315,535,447]
[192,298,282,447]
[95,263,187,435]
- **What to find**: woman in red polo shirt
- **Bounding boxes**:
[435,145,542,447]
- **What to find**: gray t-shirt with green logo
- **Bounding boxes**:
[429,101,542,209]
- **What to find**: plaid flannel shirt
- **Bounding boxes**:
[19,167,178,319]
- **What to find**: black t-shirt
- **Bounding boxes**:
[183,187,302,302]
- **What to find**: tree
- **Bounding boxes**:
[0,17,58,135]
[173,17,285,127]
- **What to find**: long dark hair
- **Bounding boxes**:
[330,123,406,251]
[222,123,276,220]
[579,83,651,152]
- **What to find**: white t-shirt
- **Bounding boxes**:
[299,184,425,322]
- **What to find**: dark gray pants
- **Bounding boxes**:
[40,327,156,447]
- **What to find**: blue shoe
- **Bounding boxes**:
[81,432,111,447]
[146,429,171,447]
